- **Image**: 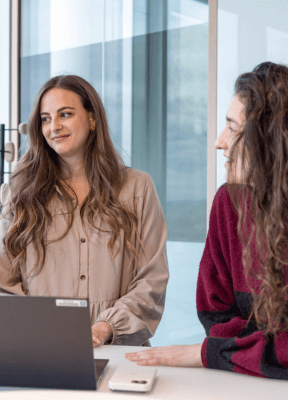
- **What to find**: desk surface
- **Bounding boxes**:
[1,345,288,399]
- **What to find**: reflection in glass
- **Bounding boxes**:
[20,0,208,346]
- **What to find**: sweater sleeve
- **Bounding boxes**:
[196,185,288,379]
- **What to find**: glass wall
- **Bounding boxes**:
[217,0,288,187]
[20,0,208,346]
[0,0,10,183]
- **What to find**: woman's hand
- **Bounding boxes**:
[125,343,203,367]
[91,321,113,347]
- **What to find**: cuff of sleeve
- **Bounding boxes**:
[96,318,118,345]
[201,337,209,368]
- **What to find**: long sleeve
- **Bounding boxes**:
[196,185,288,379]
[96,173,169,345]
[0,190,26,296]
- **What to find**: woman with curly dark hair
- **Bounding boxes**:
[0,75,169,347]
[127,62,288,379]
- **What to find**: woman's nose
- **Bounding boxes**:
[215,129,228,150]
[51,117,62,132]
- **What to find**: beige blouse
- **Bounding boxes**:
[0,168,169,346]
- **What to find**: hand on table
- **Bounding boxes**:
[91,321,113,347]
[125,343,203,367]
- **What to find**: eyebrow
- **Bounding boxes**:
[226,116,240,127]
[40,106,75,116]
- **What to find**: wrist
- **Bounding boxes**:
[95,321,113,343]
[197,343,204,367]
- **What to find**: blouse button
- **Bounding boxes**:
[80,238,86,243]
[80,275,86,280]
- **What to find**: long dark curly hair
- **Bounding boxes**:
[4,75,140,278]
[228,62,288,335]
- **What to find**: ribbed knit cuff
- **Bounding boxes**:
[201,337,209,368]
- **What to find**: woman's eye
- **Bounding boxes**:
[41,113,72,124]
[229,127,236,133]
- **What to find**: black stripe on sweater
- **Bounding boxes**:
[234,291,253,318]
[260,335,288,379]
[206,337,239,371]
[198,304,240,336]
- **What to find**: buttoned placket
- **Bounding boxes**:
[73,207,89,298]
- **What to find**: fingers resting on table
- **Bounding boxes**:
[125,343,203,367]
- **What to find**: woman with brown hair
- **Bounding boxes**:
[0,75,169,347]
[127,62,288,378]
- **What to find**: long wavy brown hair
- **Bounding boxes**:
[228,62,288,335]
[4,75,140,279]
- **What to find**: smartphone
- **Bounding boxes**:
[108,365,157,392]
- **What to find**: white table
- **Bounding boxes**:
[1,345,288,399]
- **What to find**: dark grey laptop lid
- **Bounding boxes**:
[0,296,108,390]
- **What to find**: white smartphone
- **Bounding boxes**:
[108,365,157,392]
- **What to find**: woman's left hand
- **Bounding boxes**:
[91,321,113,347]
[125,343,203,367]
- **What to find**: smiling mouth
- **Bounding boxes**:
[53,135,70,141]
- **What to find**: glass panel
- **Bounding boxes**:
[0,0,10,184]
[166,18,208,243]
[20,0,208,346]
[217,0,288,187]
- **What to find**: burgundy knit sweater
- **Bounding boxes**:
[197,184,288,379]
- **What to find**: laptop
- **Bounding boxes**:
[0,296,109,390]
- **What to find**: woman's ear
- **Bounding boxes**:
[89,115,95,131]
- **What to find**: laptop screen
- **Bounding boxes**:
[0,296,108,390]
